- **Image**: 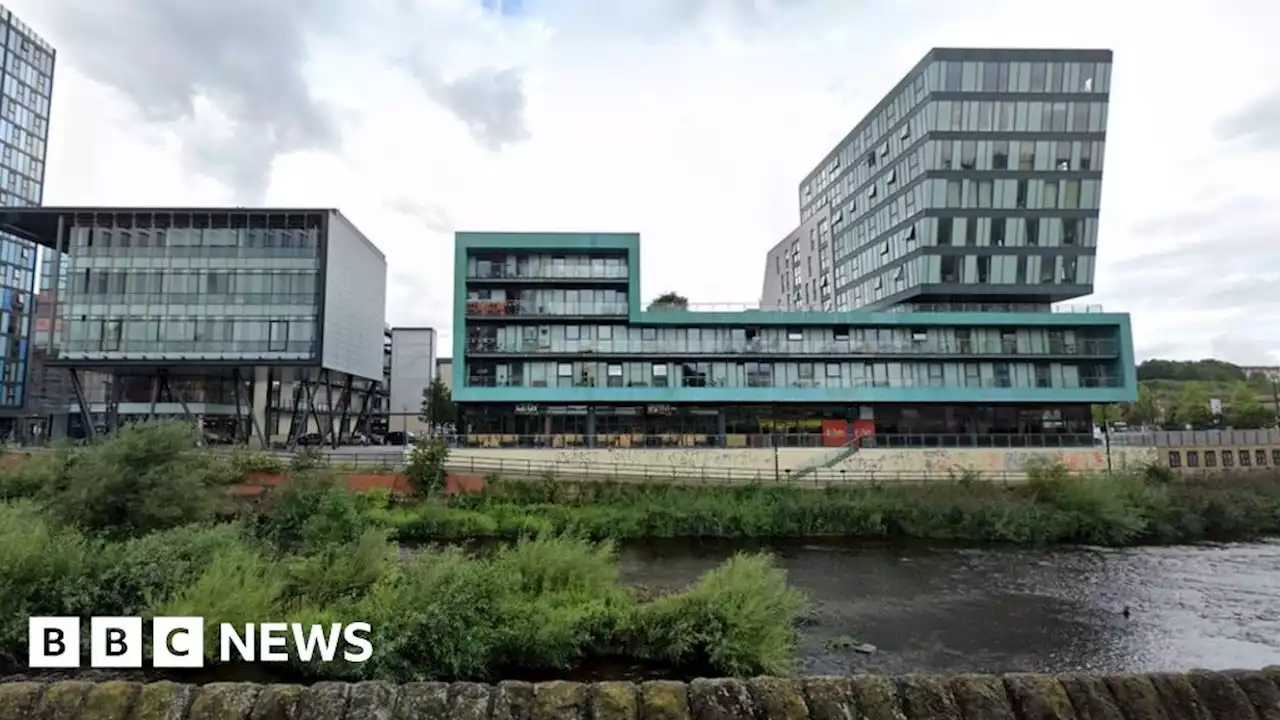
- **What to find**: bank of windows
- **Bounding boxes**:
[465,287,628,316]
[933,139,1102,174]
[805,130,929,224]
[467,324,1111,357]
[70,226,322,252]
[63,317,317,354]
[466,253,628,280]
[832,180,928,260]
[926,253,1087,286]
[930,100,1106,134]
[933,59,1110,95]
[468,359,1118,390]
[932,216,1097,249]
[1170,448,1280,471]
[935,177,1101,213]
[802,73,929,210]
[67,269,319,304]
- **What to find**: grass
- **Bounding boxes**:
[369,465,1280,547]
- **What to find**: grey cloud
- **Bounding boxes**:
[385,197,454,234]
[39,0,344,203]
[1215,90,1280,152]
[402,57,531,151]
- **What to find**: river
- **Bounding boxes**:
[618,539,1280,676]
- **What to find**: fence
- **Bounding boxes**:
[425,432,1144,449]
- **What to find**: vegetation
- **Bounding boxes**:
[376,465,1280,547]
[1094,358,1278,429]
[646,292,689,311]
[0,423,805,681]
[419,377,457,428]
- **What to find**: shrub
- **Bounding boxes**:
[253,469,369,549]
[38,422,239,538]
[629,552,806,676]
[405,439,449,497]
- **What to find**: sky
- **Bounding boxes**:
[9,0,1280,365]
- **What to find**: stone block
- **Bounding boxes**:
[0,682,43,720]
[391,682,448,720]
[896,675,961,720]
[800,676,857,720]
[687,678,753,720]
[588,681,637,720]
[746,677,808,720]
[638,680,691,720]
[949,674,1015,720]
[187,682,262,720]
[1003,674,1076,719]
[848,675,907,720]
[130,682,196,720]
[249,684,304,720]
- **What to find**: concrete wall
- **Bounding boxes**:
[3,669,1277,719]
[321,212,388,382]
[450,447,1158,476]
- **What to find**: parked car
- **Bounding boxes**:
[384,431,417,446]
[342,432,378,446]
[296,432,325,446]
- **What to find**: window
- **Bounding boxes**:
[867,185,877,200]
[1256,449,1268,467]
[976,255,991,283]
[887,169,896,185]
[1055,142,1071,170]
[565,326,580,340]
[1238,449,1251,467]
[1205,450,1218,467]
[1273,449,1280,466]
[940,142,953,169]
[960,141,977,170]
[991,219,1006,247]
[911,330,927,342]
[1016,180,1028,208]
[940,256,959,283]
[1030,62,1046,91]
[1034,362,1051,388]
[825,363,841,378]
[598,326,613,340]
[946,180,962,207]
[992,141,1009,169]
[945,62,962,90]
[994,362,1011,388]
[1187,451,1200,468]
[1079,143,1093,170]
[650,362,668,387]
[641,327,657,341]
[1019,144,1035,171]
[557,363,573,377]
[867,151,876,169]
[1063,180,1081,209]
[1062,218,1080,246]
[937,217,953,246]
[1167,451,1182,468]
[1026,218,1040,246]
[268,320,288,351]
[1222,448,1235,467]
[834,328,849,342]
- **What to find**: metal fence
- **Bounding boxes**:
[285,450,1030,487]
[423,432,1145,450]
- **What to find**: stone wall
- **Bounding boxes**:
[3,669,1278,719]
[830,447,1159,476]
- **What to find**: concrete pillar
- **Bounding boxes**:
[586,407,596,448]
[716,410,727,448]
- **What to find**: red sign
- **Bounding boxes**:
[821,420,848,447]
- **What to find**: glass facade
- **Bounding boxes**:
[456,234,1135,447]
[0,6,53,409]
[770,49,1111,312]
[48,211,323,361]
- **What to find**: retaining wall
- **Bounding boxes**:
[3,669,1279,719]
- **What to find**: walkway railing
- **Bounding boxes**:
[425,432,1153,449]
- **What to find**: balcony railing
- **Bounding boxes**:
[53,340,316,356]
[646,302,1108,314]
[466,339,1119,356]
[465,300,629,317]
[464,375,1126,390]
[467,267,628,280]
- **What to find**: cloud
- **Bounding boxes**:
[32,0,343,203]
[16,0,1280,369]
[1215,91,1280,152]
[403,62,531,151]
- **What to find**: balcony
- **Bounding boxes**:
[648,301,1108,314]
[465,375,1125,390]
[465,338,1119,357]
[467,266,628,281]
[465,299,629,318]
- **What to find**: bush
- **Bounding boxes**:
[252,469,370,549]
[629,552,806,676]
[35,422,239,538]
[405,439,449,497]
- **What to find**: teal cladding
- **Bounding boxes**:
[454,232,1138,405]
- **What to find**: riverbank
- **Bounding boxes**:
[374,467,1280,546]
[4,669,1279,719]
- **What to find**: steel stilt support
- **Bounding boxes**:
[68,368,95,442]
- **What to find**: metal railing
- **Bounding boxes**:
[642,302,1107,314]
[465,339,1119,357]
[259,450,1034,487]
[428,432,1145,449]
[462,375,1127,389]
[465,300,629,317]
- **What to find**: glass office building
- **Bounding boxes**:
[0,5,52,422]
[763,48,1111,312]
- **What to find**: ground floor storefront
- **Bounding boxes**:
[454,402,1097,448]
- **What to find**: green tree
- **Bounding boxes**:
[1226,382,1276,429]
[1092,404,1122,426]
[1171,382,1214,427]
[1136,358,1246,383]
[419,377,456,429]
[647,292,689,311]
[1127,384,1161,427]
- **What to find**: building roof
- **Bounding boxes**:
[0,207,344,248]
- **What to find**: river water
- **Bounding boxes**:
[618,539,1280,676]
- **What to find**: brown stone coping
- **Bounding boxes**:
[1,669,1278,719]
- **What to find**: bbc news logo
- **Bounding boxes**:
[29,617,373,668]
